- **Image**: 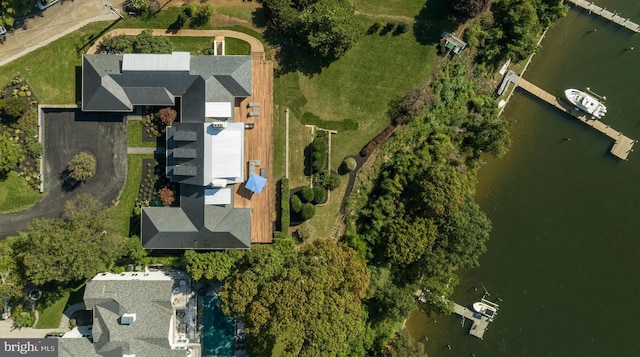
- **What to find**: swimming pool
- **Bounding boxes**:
[202,295,235,356]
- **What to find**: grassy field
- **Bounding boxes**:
[108,154,153,237]
[351,0,426,18]
[0,171,41,213]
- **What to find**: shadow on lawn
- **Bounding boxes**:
[414,0,462,46]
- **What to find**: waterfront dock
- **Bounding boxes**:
[566,0,640,33]
[452,300,497,339]
[515,77,635,160]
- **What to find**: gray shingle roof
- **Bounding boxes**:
[59,277,185,357]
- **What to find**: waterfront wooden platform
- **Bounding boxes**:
[566,0,640,33]
[452,303,493,339]
[516,77,635,160]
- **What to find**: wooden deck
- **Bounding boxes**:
[516,78,635,160]
[452,303,492,339]
[566,0,640,33]
[233,52,275,244]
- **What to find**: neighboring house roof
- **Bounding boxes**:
[81,51,254,250]
[58,272,185,357]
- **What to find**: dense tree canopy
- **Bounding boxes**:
[101,29,174,54]
[0,241,24,299]
[263,0,360,59]
[450,0,491,19]
[14,194,125,286]
[220,238,370,356]
[0,0,38,27]
[184,250,244,281]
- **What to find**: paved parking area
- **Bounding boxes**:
[0,109,127,237]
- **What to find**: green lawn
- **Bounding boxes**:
[217,6,257,23]
[351,0,426,18]
[169,36,250,55]
[127,120,156,148]
[107,154,153,237]
[35,290,69,329]
[0,171,41,213]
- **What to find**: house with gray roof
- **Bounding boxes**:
[82,52,254,250]
[58,272,192,357]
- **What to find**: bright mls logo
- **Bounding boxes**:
[1,339,57,356]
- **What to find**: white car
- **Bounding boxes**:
[37,0,59,10]
[0,25,6,36]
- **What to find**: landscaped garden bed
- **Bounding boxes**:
[0,76,42,212]
[133,158,178,215]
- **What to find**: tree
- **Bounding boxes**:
[3,96,28,119]
[382,330,427,357]
[125,0,148,14]
[312,185,326,204]
[300,186,314,203]
[15,194,125,286]
[450,0,490,19]
[158,186,174,206]
[0,0,39,27]
[0,241,25,299]
[300,202,315,220]
[67,151,96,182]
[263,0,359,60]
[101,29,174,54]
[190,2,214,28]
[290,194,302,213]
[381,217,437,266]
[220,239,370,356]
[158,107,177,126]
[295,222,315,242]
[184,250,244,281]
[0,132,21,174]
[342,157,357,172]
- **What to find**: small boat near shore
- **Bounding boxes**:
[564,88,607,119]
[473,301,497,319]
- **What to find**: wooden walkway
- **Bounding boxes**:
[516,78,635,160]
[452,303,492,339]
[566,0,640,33]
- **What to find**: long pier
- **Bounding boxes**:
[452,301,496,339]
[516,77,635,160]
[565,0,640,33]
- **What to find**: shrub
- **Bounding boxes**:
[296,222,315,242]
[290,195,303,213]
[280,178,290,230]
[300,186,314,203]
[158,187,175,206]
[0,132,22,173]
[24,132,42,157]
[126,0,149,14]
[312,186,327,204]
[4,96,28,119]
[158,107,177,126]
[325,173,341,190]
[300,203,316,220]
[182,2,198,17]
[67,151,96,182]
[312,137,327,152]
[397,22,409,34]
[342,157,357,172]
[15,108,38,132]
[12,305,35,328]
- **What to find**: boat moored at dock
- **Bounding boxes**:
[472,301,497,320]
[564,88,607,119]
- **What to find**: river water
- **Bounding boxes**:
[405,1,640,356]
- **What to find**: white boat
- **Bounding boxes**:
[564,88,607,119]
[473,302,497,319]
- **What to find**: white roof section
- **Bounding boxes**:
[204,188,232,205]
[203,123,244,183]
[122,52,191,72]
[205,102,232,118]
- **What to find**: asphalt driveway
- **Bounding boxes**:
[0,108,127,238]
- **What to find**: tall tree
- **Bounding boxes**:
[220,239,370,356]
[184,250,244,281]
[15,194,125,285]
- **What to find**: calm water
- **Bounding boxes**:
[406,1,640,356]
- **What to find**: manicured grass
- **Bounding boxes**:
[217,6,257,23]
[119,7,215,30]
[107,154,153,237]
[169,36,250,55]
[127,120,156,148]
[35,290,69,329]
[0,171,41,213]
[352,0,426,18]
[275,17,438,174]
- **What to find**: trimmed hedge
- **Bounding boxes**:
[342,157,357,172]
[291,195,303,213]
[280,178,290,230]
[300,186,314,203]
[313,186,327,204]
[300,203,316,220]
